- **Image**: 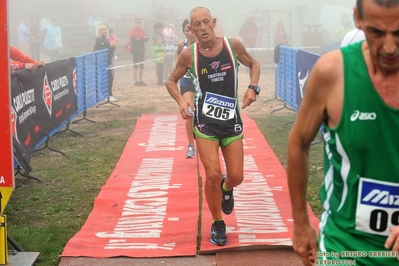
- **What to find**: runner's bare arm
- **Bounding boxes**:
[230,38,260,109]
[165,48,194,118]
[287,51,342,266]
[174,41,184,62]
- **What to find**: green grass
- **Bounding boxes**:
[4,108,324,266]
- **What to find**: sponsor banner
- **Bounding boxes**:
[11,58,77,172]
[61,114,198,258]
[0,0,14,213]
[296,50,320,108]
[199,113,319,253]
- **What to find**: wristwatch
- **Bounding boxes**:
[248,85,261,95]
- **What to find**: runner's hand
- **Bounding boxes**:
[293,223,318,266]
[179,100,194,119]
[242,88,257,109]
[385,226,399,256]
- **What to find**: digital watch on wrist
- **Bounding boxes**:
[248,85,261,95]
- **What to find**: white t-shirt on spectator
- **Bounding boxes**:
[341,29,366,47]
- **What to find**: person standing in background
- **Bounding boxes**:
[239,13,258,70]
[163,20,178,79]
[153,35,166,86]
[29,16,41,61]
[44,19,62,62]
[273,21,290,46]
[129,18,149,86]
[18,17,31,55]
[214,16,224,37]
[94,24,117,102]
[40,13,51,46]
[88,10,103,48]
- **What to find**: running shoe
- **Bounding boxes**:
[108,96,117,102]
[185,145,195,158]
[139,81,148,86]
[210,220,227,246]
[134,81,141,86]
[221,174,234,215]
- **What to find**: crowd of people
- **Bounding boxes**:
[12,2,399,264]
[17,14,63,63]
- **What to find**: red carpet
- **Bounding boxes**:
[199,113,319,253]
[61,113,319,258]
[61,114,199,258]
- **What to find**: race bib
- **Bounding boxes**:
[356,178,399,236]
[202,92,237,121]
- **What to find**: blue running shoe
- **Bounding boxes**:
[221,174,234,215]
[210,220,227,246]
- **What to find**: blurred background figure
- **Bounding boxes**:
[214,16,224,37]
[152,35,166,86]
[88,10,103,49]
[163,20,178,79]
[93,24,117,102]
[40,13,51,46]
[273,21,290,46]
[334,18,351,43]
[129,18,149,86]
[18,17,31,55]
[239,13,258,71]
[29,15,41,61]
[340,15,365,47]
[154,6,167,26]
[44,18,62,62]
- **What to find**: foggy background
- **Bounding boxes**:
[9,0,357,60]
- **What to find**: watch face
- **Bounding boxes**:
[249,85,260,94]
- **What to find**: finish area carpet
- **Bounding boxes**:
[61,114,199,258]
[61,113,319,258]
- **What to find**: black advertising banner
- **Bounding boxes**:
[11,58,77,173]
[296,50,320,108]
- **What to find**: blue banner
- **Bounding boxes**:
[296,50,320,108]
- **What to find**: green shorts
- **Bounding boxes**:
[193,123,243,147]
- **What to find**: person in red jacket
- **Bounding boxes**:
[10,45,45,71]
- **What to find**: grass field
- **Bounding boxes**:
[5,109,324,266]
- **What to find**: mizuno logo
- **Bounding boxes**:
[207,97,235,108]
[350,110,377,121]
[362,189,399,206]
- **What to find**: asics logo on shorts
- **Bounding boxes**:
[350,110,377,121]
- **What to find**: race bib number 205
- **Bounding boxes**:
[202,92,237,121]
[356,178,399,236]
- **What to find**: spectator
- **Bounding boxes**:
[44,19,63,62]
[88,10,103,48]
[10,45,45,71]
[154,7,167,25]
[239,13,258,48]
[17,17,31,55]
[29,16,41,61]
[40,13,51,43]
[214,16,224,37]
[273,21,290,46]
[163,20,178,79]
[153,35,166,86]
[108,28,118,60]
[341,15,365,47]
[334,19,351,42]
[153,21,165,45]
[239,13,258,65]
[129,18,149,86]
[93,24,117,102]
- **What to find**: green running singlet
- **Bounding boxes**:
[318,41,399,265]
